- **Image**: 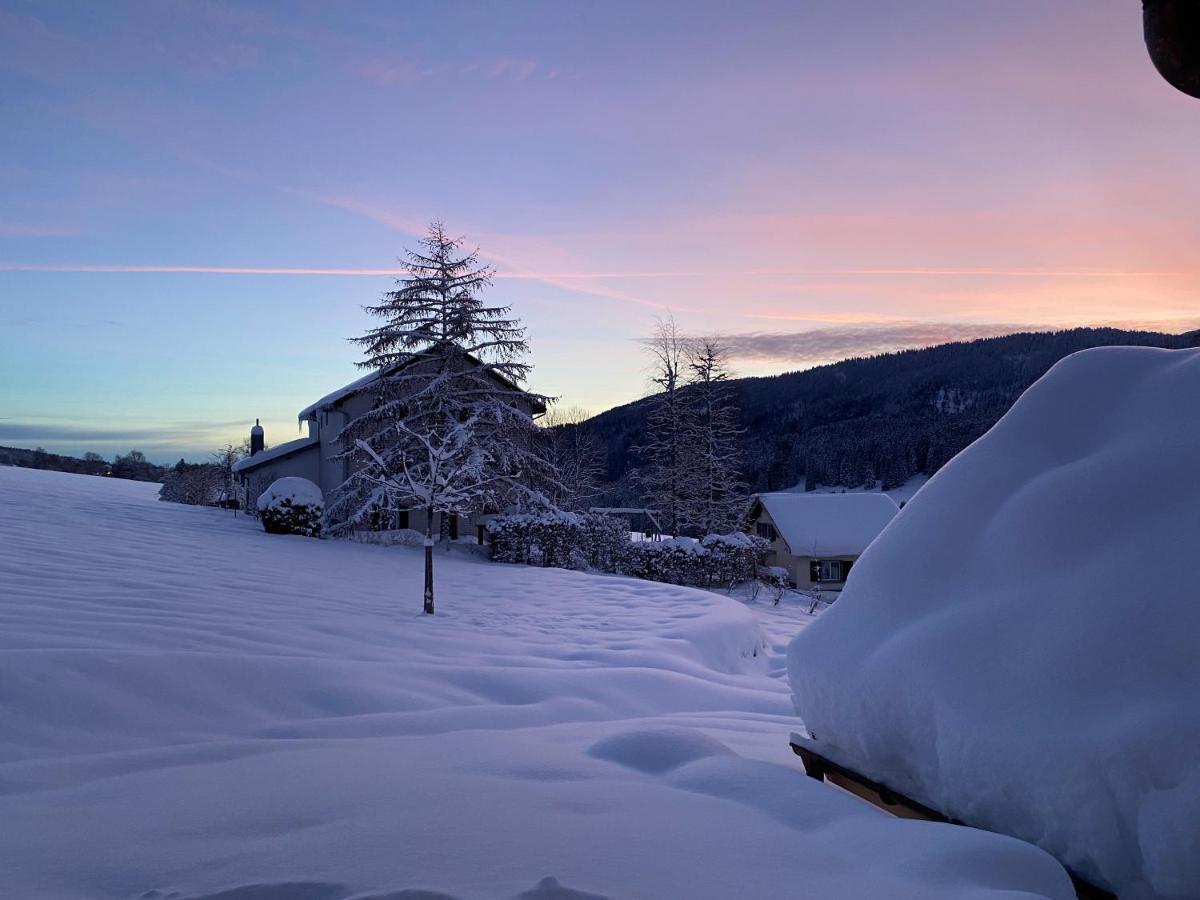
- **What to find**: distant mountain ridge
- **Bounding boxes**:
[578,327,1200,505]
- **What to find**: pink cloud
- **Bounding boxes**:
[716,315,1200,366]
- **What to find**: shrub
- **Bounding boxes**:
[486,512,767,590]
[487,511,628,569]
[159,462,222,506]
[699,532,768,587]
[619,533,768,587]
[257,477,323,538]
[578,514,629,571]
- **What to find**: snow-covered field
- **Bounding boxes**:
[0,467,1074,900]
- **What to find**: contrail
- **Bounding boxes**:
[0,263,1194,278]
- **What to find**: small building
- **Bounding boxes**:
[232,350,544,538]
[746,492,900,590]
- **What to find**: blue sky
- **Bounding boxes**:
[2,0,1199,460]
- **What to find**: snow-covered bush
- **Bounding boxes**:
[488,512,568,565]
[488,512,627,570]
[488,513,766,589]
[158,462,221,506]
[788,346,1200,899]
[256,477,323,538]
[577,513,629,570]
[619,533,767,587]
[620,538,695,584]
[698,532,765,586]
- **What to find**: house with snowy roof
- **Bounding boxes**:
[232,351,545,538]
[746,492,900,590]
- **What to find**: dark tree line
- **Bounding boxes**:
[580,327,1200,504]
[0,446,167,481]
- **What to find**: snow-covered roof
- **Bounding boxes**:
[231,433,319,473]
[752,492,899,557]
[296,350,545,422]
[296,369,382,421]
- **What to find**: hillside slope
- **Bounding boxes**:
[580,327,1200,503]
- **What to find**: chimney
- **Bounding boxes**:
[250,418,265,456]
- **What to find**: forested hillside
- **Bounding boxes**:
[580,328,1200,504]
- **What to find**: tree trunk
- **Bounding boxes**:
[423,509,435,615]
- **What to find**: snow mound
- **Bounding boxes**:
[256,476,323,511]
[587,727,734,774]
[787,346,1200,899]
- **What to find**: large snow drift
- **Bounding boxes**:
[0,467,1075,899]
[788,346,1200,899]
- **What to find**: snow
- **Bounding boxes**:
[232,433,319,473]
[0,466,1076,900]
[754,491,899,556]
[883,473,929,506]
[787,346,1200,900]
[255,475,324,511]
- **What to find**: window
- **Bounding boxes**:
[815,560,846,583]
[756,522,777,541]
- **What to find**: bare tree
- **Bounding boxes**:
[210,443,246,512]
[327,223,557,614]
[540,405,604,511]
[682,337,748,535]
[635,314,692,537]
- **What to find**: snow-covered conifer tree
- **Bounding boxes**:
[326,223,555,614]
[682,337,747,534]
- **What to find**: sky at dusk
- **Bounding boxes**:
[2,0,1199,460]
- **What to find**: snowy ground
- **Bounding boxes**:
[0,467,1074,900]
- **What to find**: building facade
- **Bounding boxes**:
[233,355,543,539]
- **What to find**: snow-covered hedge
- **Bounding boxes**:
[256,477,323,538]
[621,533,766,587]
[788,346,1200,898]
[488,511,626,570]
[488,513,766,587]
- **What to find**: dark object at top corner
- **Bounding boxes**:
[1144,0,1200,99]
